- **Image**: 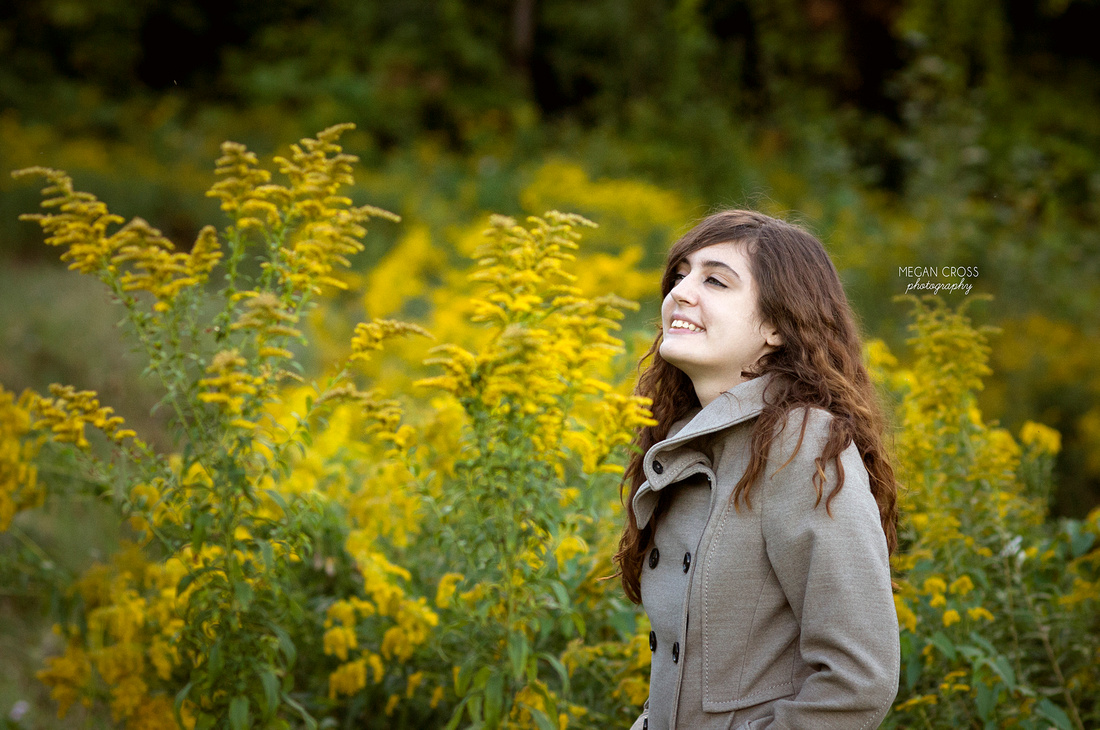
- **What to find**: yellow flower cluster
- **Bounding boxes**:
[37,544,193,726]
[349,319,431,363]
[1019,420,1062,456]
[112,220,222,312]
[418,213,649,467]
[12,166,125,274]
[0,386,42,531]
[14,168,222,312]
[197,349,265,420]
[208,124,400,296]
[230,291,302,359]
[31,384,136,448]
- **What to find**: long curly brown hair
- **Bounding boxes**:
[614,210,899,604]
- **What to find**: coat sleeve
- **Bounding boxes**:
[758,408,899,730]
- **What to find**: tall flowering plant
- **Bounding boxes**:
[876,296,1100,729]
[9,125,429,729]
[406,213,657,729]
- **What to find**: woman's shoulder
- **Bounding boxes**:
[763,405,866,482]
[770,404,838,456]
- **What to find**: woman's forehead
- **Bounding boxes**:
[677,241,750,268]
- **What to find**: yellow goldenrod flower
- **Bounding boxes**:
[949,575,974,595]
[1020,420,1062,456]
[406,671,424,698]
[328,659,367,699]
[894,595,918,633]
[922,576,947,595]
[0,386,42,532]
[31,384,133,448]
[967,606,995,622]
[435,572,465,608]
[942,609,961,627]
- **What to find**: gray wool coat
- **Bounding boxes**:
[629,372,899,730]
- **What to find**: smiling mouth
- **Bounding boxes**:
[668,319,705,333]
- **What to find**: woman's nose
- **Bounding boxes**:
[671,277,696,304]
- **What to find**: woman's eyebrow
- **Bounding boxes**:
[701,259,742,282]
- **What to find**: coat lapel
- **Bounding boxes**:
[632,372,777,529]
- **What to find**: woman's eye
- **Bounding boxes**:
[706,276,726,288]
[671,273,685,283]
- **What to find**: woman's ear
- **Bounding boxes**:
[764,326,783,348]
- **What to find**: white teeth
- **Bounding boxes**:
[670,319,703,332]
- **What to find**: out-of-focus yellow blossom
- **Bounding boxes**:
[406,671,424,698]
[554,534,589,564]
[384,693,401,716]
[323,625,358,662]
[364,224,447,317]
[895,694,938,711]
[435,572,465,608]
[967,606,995,622]
[948,575,974,595]
[942,609,961,627]
[922,577,947,595]
[895,595,919,632]
[328,659,368,699]
[0,386,42,531]
[1019,421,1062,456]
[36,645,92,718]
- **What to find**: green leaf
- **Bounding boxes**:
[975,682,997,721]
[271,624,297,668]
[484,671,504,727]
[930,631,956,661]
[174,681,194,728]
[1036,699,1074,730]
[229,696,249,730]
[980,656,1016,690]
[258,540,276,572]
[443,697,471,730]
[1066,521,1095,558]
[233,579,254,609]
[259,668,279,719]
[508,631,528,681]
[527,705,558,730]
[549,580,570,608]
[280,692,317,730]
[191,512,211,552]
[454,664,471,695]
[540,652,570,695]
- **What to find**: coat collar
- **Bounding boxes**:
[632,372,777,530]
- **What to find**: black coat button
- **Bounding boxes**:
[649,630,657,652]
[649,547,660,569]
[683,552,691,573]
[672,641,680,663]
[652,460,663,474]
[643,720,648,730]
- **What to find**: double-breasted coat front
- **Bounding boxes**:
[629,372,899,730]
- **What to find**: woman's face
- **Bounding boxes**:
[659,241,780,391]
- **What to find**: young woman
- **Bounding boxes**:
[616,210,900,730]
